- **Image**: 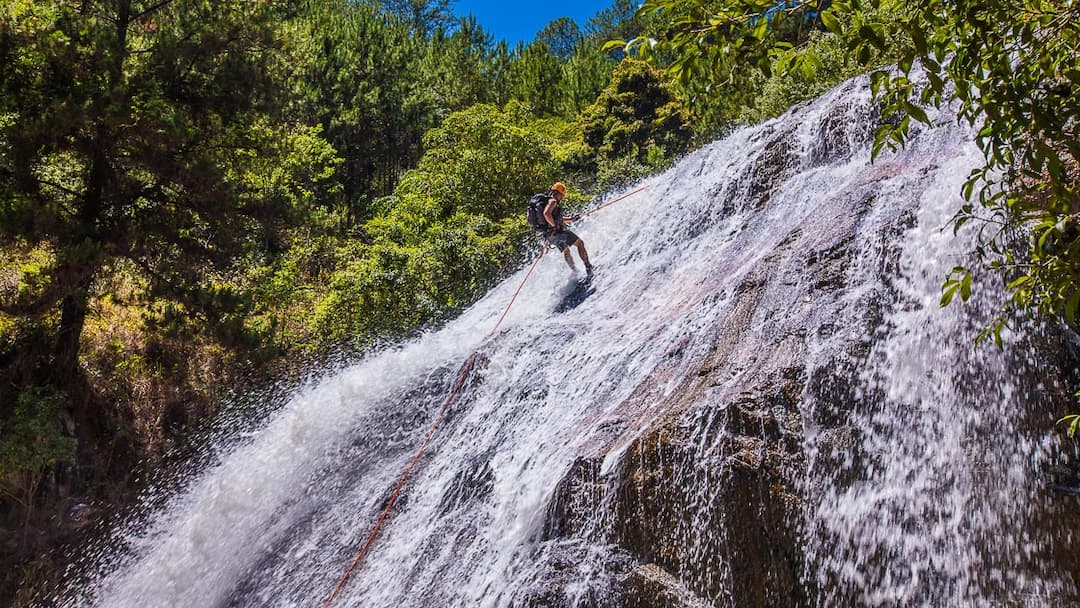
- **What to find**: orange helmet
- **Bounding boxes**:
[551,182,567,196]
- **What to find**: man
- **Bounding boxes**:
[538,182,593,276]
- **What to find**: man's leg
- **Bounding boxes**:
[574,239,592,273]
[562,247,578,271]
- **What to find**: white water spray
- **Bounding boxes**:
[52,75,1077,608]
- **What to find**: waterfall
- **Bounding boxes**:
[51,74,1080,608]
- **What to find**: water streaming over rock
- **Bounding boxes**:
[50,75,1080,608]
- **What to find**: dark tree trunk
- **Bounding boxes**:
[51,269,99,442]
[52,273,92,381]
[46,0,135,465]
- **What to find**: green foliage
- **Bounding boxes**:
[939,266,974,308]
[614,0,826,79]
[619,0,1080,335]
[608,0,827,133]
[510,40,566,116]
[579,59,692,168]
[313,103,564,350]
[0,387,76,505]
[739,9,892,124]
[290,1,430,206]
[424,16,506,116]
[0,0,339,369]
[407,102,559,216]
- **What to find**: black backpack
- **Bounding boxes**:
[526,192,553,230]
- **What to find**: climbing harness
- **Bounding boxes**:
[321,184,650,607]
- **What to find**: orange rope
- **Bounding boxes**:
[321,236,553,607]
[320,353,478,607]
[321,185,650,606]
[578,184,650,219]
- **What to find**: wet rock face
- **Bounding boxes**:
[531,107,1080,605]
[620,563,716,608]
[542,456,606,542]
[510,542,636,608]
[611,413,805,606]
[534,371,815,607]
[737,125,800,212]
[807,85,877,167]
[1006,324,1080,593]
[533,362,814,608]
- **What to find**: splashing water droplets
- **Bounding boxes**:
[53,75,1078,608]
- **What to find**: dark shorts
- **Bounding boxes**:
[537,228,580,251]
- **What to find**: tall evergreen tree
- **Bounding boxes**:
[0,1,333,433]
[382,0,456,37]
[293,1,433,208]
[510,40,565,116]
[424,16,500,116]
[536,16,581,62]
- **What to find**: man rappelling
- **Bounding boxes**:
[526,182,593,277]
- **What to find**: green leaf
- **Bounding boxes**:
[870,70,888,97]
[820,10,841,35]
[752,17,768,41]
[858,24,885,50]
[899,51,913,74]
[856,43,871,65]
[1006,275,1029,290]
[952,215,969,235]
[871,126,891,160]
[1057,414,1080,438]
[1065,289,1080,324]
[904,100,930,124]
[962,178,976,200]
[940,280,959,307]
[775,50,792,74]
[910,21,928,56]
[800,51,819,79]
[602,39,627,53]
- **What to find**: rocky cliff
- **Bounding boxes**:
[53,76,1080,608]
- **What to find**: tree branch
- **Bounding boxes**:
[0,262,95,318]
[35,177,83,199]
[133,0,181,23]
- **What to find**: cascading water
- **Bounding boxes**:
[48,74,1080,608]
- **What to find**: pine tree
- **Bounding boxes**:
[0,0,333,433]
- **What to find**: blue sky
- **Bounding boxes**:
[453,0,615,46]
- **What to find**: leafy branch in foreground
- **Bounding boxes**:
[613,0,1080,335]
[1059,413,1080,439]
